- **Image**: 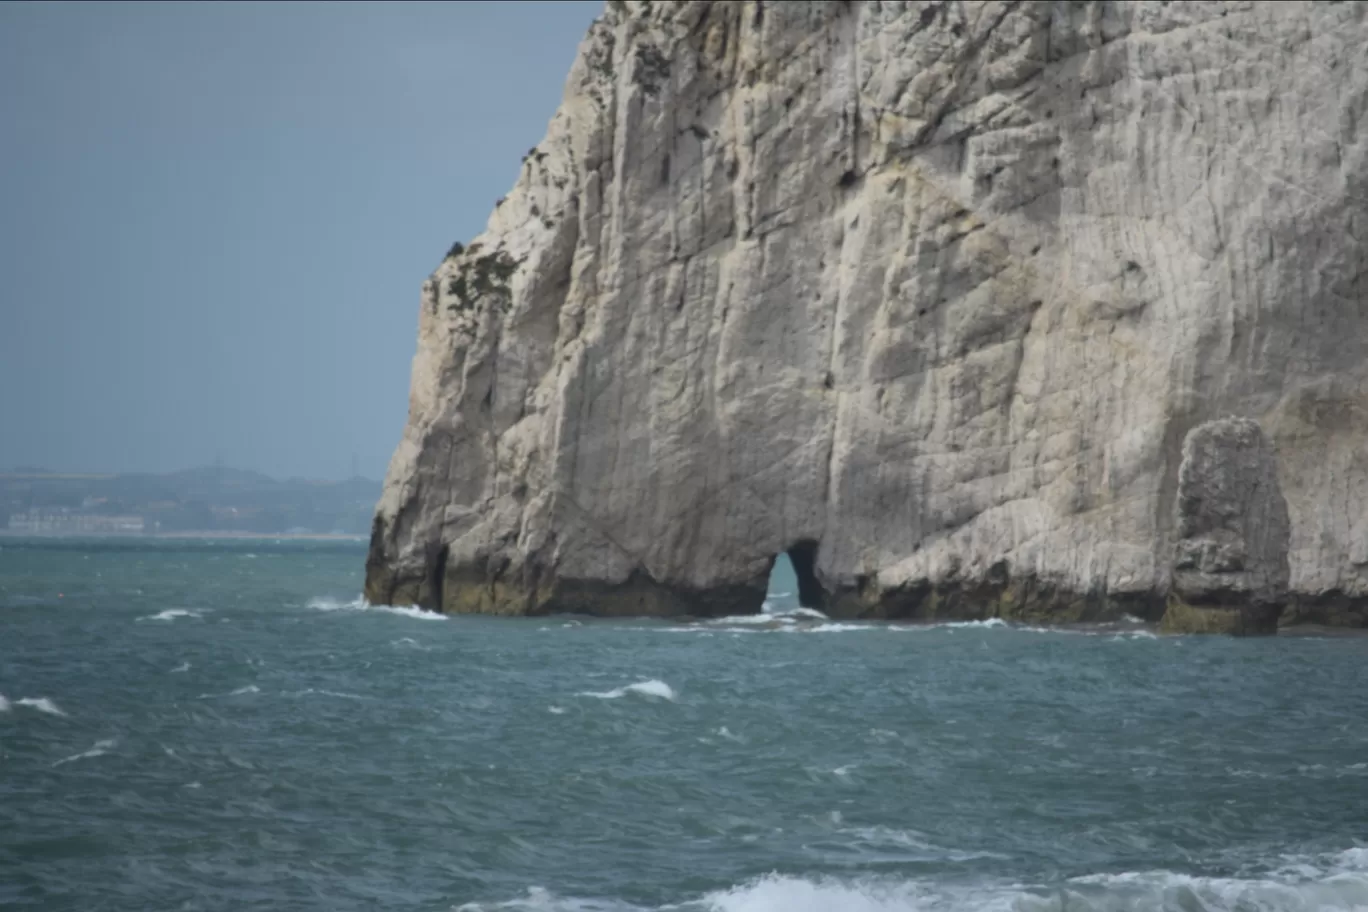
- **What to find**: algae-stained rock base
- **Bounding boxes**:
[365,1,1368,635]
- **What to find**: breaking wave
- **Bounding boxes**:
[577,679,677,701]
[800,623,876,633]
[706,607,828,627]
[937,618,1010,629]
[453,849,1368,911]
[693,868,1368,912]
[306,596,447,621]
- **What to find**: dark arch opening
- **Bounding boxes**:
[423,542,448,612]
[784,539,827,612]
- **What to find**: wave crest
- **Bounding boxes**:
[307,596,447,621]
[139,609,201,621]
[455,850,1368,912]
[577,679,676,701]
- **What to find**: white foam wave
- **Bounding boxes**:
[307,596,447,621]
[578,679,676,701]
[456,848,1368,912]
[455,886,641,911]
[708,614,792,626]
[52,739,116,767]
[140,609,201,621]
[1053,865,1368,912]
[373,604,447,620]
[0,694,9,712]
[1111,630,1160,640]
[793,623,874,633]
[170,662,191,673]
[17,697,66,716]
[702,864,1368,912]
[548,706,567,715]
[707,606,831,627]
[700,611,1163,637]
[938,618,1009,629]
[699,875,954,912]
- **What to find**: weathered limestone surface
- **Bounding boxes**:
[366,0,1368,633]
[1161,418,1289,634]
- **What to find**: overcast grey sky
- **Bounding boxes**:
[1,0,601,481]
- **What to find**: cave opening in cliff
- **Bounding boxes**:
[767,540,825,612]
[425,542,448,612]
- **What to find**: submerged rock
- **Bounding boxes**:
[366,1,1368,633]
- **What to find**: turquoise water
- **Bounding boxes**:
[4,538,1368,911]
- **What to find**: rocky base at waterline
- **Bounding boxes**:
[358,577,1293,636]
[366,1,1368,637]
[362,554,1368,635]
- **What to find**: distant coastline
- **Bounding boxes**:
[0,529,365,542]
[3,465,378,538]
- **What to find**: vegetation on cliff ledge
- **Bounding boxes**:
[446,249,521,314]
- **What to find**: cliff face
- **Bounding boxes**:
[366,0,1368,632]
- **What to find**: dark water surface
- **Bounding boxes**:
[3,538,1368,910]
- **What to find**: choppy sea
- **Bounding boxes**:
[3,537,1368,910]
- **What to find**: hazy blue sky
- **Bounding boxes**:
[1,0,601,480]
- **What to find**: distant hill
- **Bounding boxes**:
[0,467,381,536]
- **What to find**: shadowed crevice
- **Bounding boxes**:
[423,542,448,611]
[786,539,828,612]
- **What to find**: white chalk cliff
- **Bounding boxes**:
[366,0,1368,632]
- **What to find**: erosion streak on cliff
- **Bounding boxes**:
[367,0,1368,633]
